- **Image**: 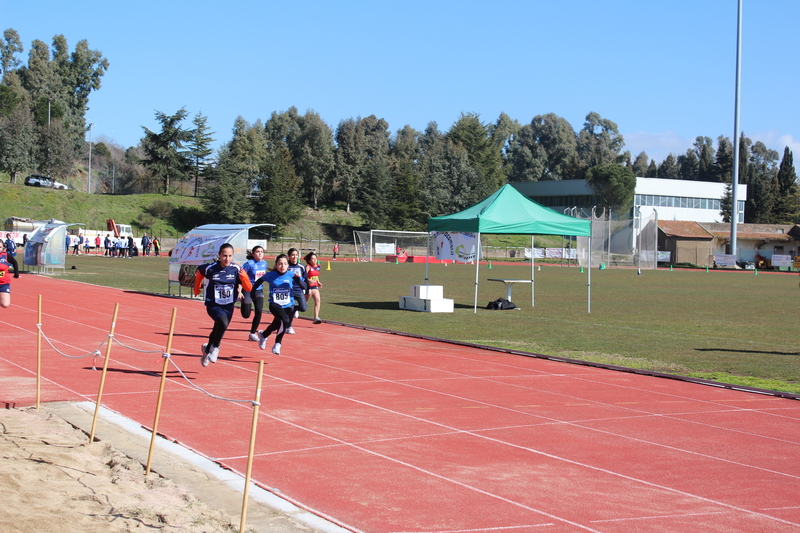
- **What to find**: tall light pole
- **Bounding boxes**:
[88,122,94,193]
[730,0,742,257]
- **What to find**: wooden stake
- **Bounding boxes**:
[240,360,264,533]
[146,307,177,475]
[89,303,119,443]
[36,295,42,409]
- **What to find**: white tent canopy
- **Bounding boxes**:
[23,222,84,274]
[168,223,275,296]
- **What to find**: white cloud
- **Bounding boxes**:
[621,131,693,164]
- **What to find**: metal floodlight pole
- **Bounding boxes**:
[730,0,743,257]
[88,122,94,193]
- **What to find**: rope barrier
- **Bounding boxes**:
[37,319,258,406]
[165,356,258,406]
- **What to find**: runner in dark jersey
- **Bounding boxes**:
[193,243,252,367]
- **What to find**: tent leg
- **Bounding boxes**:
[531,235,535,307]
[474,233,481,313]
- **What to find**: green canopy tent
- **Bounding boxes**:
[427,184,592,312]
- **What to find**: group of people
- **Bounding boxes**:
[194,245,323,367]
[100,234,160,258]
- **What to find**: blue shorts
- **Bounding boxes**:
[0,284,10,293]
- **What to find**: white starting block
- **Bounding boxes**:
[399,285,454,313]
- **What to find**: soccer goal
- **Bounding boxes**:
[352,230,431,261]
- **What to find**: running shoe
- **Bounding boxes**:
[313,317,322,324]
[286,327,296,335]
[248,332,259,342]
[200,344,210,367]
[208,345,219,363]
[258,331,268,351]
[272,343,281,355]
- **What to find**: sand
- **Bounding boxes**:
[0,405,322,533]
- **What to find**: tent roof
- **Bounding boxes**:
[427,184,591,236]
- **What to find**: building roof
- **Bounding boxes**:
[658,221,799,242]
[658,220,714,239]
[699,223,796,242]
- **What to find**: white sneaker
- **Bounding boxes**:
[248,332,259,342]
[258,331,268,351]
[208,345,219,363]
[313,317,322,324]
[272,343,281,355]
[286,327,296,335]
[200,344,210,367]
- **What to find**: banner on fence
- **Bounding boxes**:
[772,254,792,267]
[171,233,234,265]
[374,242,396,254]
[433,232,479,263]
[714,254,737,267]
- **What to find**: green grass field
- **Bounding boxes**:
[39,253,800,394]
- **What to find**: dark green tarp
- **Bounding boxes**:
[427,184,590,236]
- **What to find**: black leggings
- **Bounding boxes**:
[264,303,293,344]
[206,305,234,349]
[241,293,265,334]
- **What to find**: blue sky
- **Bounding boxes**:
[7,1,799,167]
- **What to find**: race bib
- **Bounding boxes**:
[272,287,291,306]
[214,284,234,305]
[255,269,266,279]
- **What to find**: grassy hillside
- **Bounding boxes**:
[0,182,204,238]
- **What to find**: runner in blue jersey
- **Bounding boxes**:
[241,245,268,341]
[285,248,307,334]
[251,254,306,355]
[193,243,252,367]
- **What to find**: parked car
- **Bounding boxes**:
[24,174,69,190]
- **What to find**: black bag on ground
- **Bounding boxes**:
[486,298,515,310]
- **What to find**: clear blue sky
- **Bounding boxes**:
[7,1,799,167]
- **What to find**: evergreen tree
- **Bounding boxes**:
[745,141,779,223]
[140,108,193,194]
[446,112,504,192]
[585,163,636,213]
[773,147,799,223]
[713,136,733,183]
[657,154,679,180]
[576,112,625,172]
[631,151,649,177]
[677,149,699,180]
[252,145,303,232]
[188,112,215,197]
[645,160,658,177]
[0,105,35,183]
[694,136,716,181]
[37,121,73,179]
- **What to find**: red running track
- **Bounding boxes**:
[2,275,800,533]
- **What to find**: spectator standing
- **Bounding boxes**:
[4,234,16,258]
[152,237,160,257]
[141,233,151,256]
[104,234,111,256]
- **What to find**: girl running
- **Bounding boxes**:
[193,243,252,367]
[285,248,307,334]
[304,252,323,324]
[241,246,268,341]
[251,254,305,355]
[0,240,20,308]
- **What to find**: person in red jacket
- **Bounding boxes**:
[0,240,20,308]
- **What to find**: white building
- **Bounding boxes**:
[510,177,747,223]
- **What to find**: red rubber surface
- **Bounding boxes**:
[3,275,800,532]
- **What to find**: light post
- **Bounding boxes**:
[87,122,94,193]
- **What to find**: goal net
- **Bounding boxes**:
[576,208,658,269]
[352,230,431,261]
